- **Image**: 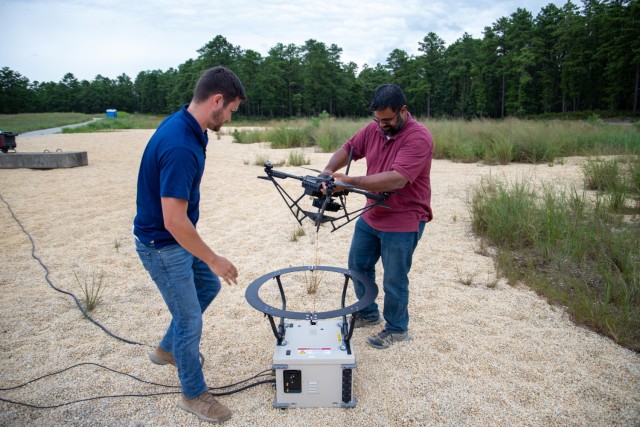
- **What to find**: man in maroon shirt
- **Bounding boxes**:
[323,84,433,349]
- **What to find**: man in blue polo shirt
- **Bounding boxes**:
[134,66,246,423]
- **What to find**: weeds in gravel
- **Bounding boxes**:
[290,226,305,242]
[305,269,323,295]
[74,269,105,313]
[470,158,640,351]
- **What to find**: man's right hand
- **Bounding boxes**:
[209,254,238,285]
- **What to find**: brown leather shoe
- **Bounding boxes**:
[179,391,232,423]
[148,347,175,366]
[148,347,206,367]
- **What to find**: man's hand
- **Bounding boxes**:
[331,172,352,192]
[161,197,239,285]
[208,254,238,285]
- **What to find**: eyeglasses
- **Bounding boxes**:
[372,111,399,125]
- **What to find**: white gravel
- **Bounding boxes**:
[0,129,638,426]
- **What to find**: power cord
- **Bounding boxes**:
[0,193,144,346]
[0,193,275,408]
[0,362,274,409]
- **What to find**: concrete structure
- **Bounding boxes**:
[0,151,88,169]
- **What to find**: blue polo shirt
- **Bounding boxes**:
[133,105,208,247]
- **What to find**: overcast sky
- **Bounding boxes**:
[2,0,567,83]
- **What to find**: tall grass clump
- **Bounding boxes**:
[266,124,310,148]
[232,128,264,144]
[470,177,539,248]
[470,173,640,351]
[288,150,309,166]
[310,117,365,153]
[73,269,106,313]
[583,156,640,212]
[426,118,640,165]
[262,113,365,152]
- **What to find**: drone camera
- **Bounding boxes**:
[312,197,342,212]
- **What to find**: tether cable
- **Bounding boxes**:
[0,193,275,408]
[0,362,274,409]
[0,193,145,346]
[0,362,275,409]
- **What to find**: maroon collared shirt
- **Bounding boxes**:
[342,113,433,232]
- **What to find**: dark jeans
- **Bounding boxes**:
[348,218,425,333]
[135,240,221,398]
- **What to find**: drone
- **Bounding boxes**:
[257,159,391,232]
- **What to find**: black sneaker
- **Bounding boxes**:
[353,316,382,328]
[367,329,412,349]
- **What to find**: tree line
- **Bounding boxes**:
[1,0,638,119]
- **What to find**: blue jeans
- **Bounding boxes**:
[349,218,425,333]
[135,240,221,399]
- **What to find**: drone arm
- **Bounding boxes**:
[271,179,307,226]
[333,169,407,193]
[325,199,390,232]
[344,187,389,202]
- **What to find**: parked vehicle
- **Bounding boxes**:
[0,131,18,153]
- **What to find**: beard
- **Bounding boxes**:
[382,116,406,136]
[208,108,224,132]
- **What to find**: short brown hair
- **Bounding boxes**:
[192,66,247,106]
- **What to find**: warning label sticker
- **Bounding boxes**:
[297,347,331,355]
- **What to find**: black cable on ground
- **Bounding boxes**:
[0,362,275,409]
[0,193,276,408]
[0,193,145,346]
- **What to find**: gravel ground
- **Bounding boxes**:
[0,129,638,426]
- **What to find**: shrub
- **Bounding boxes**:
[288,150,309,166]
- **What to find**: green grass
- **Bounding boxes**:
[288,150,310,167]
[62,112,165,132]
[232,114,363,153]
[11,113,636,165]
[0,112,96,134]
[470,158,640,351]
[428,118,640,164]
[266,124,310,149]
[231,128,264,144]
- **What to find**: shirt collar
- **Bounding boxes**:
[181,104,209,150]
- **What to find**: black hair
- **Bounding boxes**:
[192,66,247,106]
[368,84,407,113]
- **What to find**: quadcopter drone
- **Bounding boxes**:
[257,159,391,232]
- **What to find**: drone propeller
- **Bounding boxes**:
[300,166,323,174]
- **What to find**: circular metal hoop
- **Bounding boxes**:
[245,265,378,320]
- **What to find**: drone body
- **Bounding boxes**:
[258,161,390,232]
